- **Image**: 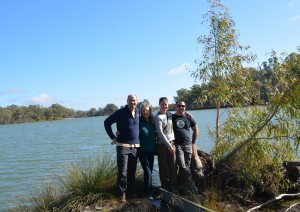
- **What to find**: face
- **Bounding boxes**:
[127,95,138,110]
[159,99,168,112]
[141,106,150,118]
[176,101,186,114]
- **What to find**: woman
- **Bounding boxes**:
[138,103,157,199]
[154,97,177,191]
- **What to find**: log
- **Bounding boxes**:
[192,144,203,169]
[159,188,214,212]
[190,149,214,186]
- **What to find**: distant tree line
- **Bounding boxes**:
[174,56,290,110]
[0,103,119,125]
[0,52,298,125]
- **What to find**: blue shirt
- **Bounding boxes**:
[104,105,140,145]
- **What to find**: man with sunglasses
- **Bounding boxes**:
[172,100,199,194]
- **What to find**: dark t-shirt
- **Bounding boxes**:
[172,113,196,145]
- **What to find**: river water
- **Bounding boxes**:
[0,109,225,210]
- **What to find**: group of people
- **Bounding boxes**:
[104,94,199,203]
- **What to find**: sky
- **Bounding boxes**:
[1,0,299,110]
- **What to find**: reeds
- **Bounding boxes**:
[11,154,118,211]
[61,154,117,196]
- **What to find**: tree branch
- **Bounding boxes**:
[222,79,298,162]
[247,193,300,212]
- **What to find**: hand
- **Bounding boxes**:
[168,146,175,154]
[111,137,117,145]
[192,143,197,151]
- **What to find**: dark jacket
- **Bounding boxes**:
[104,105,140,145]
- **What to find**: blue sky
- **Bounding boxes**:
[1,0,299,110]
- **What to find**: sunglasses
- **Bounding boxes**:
[176,105,186,108]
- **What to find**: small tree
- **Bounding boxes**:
[191,0,256,146]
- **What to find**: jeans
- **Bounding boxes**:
[176,143,197,193]
[116,146,138,195]
[138,150,155,196]
[157,143,177,190]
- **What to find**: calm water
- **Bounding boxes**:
[0,109,226,210]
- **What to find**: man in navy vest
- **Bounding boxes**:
[104,94,140,203]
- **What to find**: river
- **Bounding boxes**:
[0,109,226,210]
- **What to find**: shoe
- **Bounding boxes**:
[146,193,153,200]
[120,194,126,203]
[147,196,153,200]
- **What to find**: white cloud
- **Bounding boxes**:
[30,93,56,105]
[291,14,300,21]
[167,63,189,75]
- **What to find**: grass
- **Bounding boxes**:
[9,154,152,212]
[11,153,289,212]
[10,154,120,212]
[61,155,117,196]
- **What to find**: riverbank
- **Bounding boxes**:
[58,188,300,212]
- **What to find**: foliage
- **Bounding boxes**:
[212,51,300,195]
[57,154,117,210]
[190,0,256,145]
[137,99,151,109]
[11,154,118,211]
[60,154,117,196]
[185,0,300,203]
[28,182,63,212]
[175,85,210,110]
[0,103,120,125]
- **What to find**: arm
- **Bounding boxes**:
[104,112,118,141]
[154,115,172,149]
[191,124,198,144]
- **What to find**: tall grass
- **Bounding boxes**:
[11,154,118,212]
[56,154,117,211]
[61,154,117,196]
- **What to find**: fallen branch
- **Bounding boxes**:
[247,193,300,212]
[285,202,300,212]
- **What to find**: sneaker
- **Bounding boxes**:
[146,193,153,200]
[147,196,153,200]
[120,194,126,203]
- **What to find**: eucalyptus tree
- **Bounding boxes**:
[136,99,150,109]
[174,88,190,104]
[215,51,300,194]
[174,83,213,110]
[0,107,12,124]
[103,103,118,115]
[88,108,98,117]
[191,0,256,145]
[28,105,45,121]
